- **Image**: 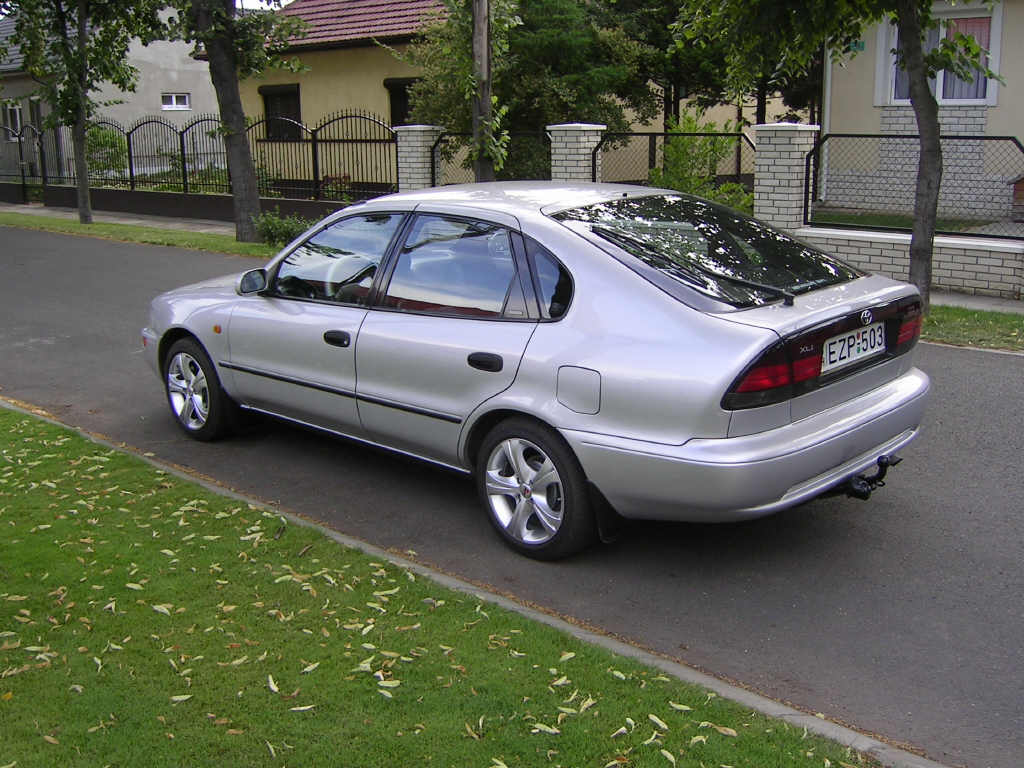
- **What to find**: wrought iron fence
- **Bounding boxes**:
[594,132,756,188]
[0,109,398,203]
[805,133,1024,240]
[431,132,552,186]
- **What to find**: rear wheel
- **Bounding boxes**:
[477,418,595,559]
[164,338,234,441]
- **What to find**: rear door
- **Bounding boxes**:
[355,213,537,465]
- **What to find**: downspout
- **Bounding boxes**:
[819,45,833,204]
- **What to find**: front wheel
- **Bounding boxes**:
[163,338,233,441]
[476,418,595,560]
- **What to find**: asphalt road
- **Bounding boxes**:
[2,228,1021,768]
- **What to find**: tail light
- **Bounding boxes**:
[723,296,923,410]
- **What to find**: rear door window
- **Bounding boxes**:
[381,215,524,318]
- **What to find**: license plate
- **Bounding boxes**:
[821,322,886,374]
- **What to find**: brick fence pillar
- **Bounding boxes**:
[547,123,606,182]
[753,123,819,232]
[394,125,445,192]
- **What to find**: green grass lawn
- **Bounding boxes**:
[923,305,1024,351]
[0,212,277,259]
[0,409,879,768]
[809,210,987,232]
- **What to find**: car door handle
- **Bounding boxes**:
[468,352,503,372]
[323,330,351,348]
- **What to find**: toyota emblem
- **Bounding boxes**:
[860,309,873,326]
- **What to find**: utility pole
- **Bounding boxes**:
[472,0,495,181]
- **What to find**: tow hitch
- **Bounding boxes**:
[846,455,902,501]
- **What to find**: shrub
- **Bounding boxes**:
[649,108,754,215]
[86,126,129,178]
[254,209,315,246]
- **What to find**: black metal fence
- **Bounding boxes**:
[805,133,1024,240]
[594,132,756,188]
[431,132,552,186]
[0,109,397,203]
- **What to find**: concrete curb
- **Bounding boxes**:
[0,395,958,768]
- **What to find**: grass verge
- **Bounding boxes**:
[923,305,1023,351]
[809,211,986,232]
[0,408,878,768]
[0,212,277,259]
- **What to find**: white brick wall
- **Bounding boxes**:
[754,123,820,231]
[795,227,1023,299]
[548,123,606,182]
[394,125,445,192]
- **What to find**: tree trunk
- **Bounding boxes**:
[471,0,495,182]
[755,75,769,125]
[73,0,92,224]
[191,0,260,242]
[895,0,941,312]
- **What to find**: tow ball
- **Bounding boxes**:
[846,454,902,501]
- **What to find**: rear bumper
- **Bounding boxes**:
[563,367,930,522]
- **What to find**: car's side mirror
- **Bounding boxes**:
[237,269,268,295]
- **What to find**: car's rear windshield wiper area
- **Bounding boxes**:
[555,194,862,308]
[591,225,796,306]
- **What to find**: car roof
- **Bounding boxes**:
[354,181,663,219]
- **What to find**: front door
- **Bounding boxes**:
[225,212,406,434]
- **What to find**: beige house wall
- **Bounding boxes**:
[987,0,1024,135]
[239,44,420,126]
[825,38,882,134]
[826,0,1023,137]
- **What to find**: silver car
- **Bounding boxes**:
[143,182,930,559]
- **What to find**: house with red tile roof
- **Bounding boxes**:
[238,0,444,129]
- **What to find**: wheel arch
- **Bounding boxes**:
[158,328,207,376]
[462,408,574,470]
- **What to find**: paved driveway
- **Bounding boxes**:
[1,228,1021,768]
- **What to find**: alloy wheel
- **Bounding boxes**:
[166,352,210,431]
[484,437,564,546]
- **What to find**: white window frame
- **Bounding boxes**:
[873,1,1002,108]
[3,103,22,141]
[161,92,191,111]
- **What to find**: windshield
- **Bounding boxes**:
[553,194,862,307]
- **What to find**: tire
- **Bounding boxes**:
[163,337,235,441]
[476,418,596,560]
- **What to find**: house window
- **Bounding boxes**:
[384,78,417,126]
[3,103,22,141]
[161,92,191,111]
[887,4,1001,105]
[259,84,302,140]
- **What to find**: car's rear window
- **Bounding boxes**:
[553,194,862,307]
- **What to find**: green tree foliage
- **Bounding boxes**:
[678,0,1002,308]
[165,0,306,241]
[0,0,163,222]
[397,0,658,177]
[591,0,728,125]
[649,108,753,214]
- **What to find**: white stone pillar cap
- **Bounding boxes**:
[393,124,446,133]
[754,122,821,131]
[546,123,607,131]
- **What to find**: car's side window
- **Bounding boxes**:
[381,215,520,318]
[525,237,573,319]
[272,213,404,305]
